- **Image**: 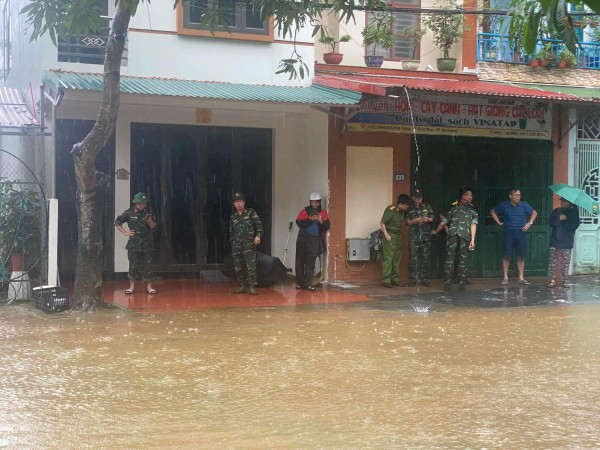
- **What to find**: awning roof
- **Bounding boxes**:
[0,87,40,128]
[42,70,362,106]
[314,73,600,103]
[494,82,600,100]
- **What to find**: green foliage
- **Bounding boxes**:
[318,32,352,53]
[422,0,465,59]
[536,42,556,61]
[401,25,426,59]
[505,0,600,55]
[0,180,41,255]
[558,47,577,64]
[362,16,395,55]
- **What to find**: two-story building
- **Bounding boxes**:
[3,0,600,287]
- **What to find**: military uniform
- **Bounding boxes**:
[115,204,156,282]
[380,205,405,286]
[230,206,263,289]
[407,201,434,284]
[442,202,478,285]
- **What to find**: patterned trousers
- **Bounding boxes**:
[444,235,470,284]
[548,247,572,282]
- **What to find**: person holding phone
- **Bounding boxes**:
[115,192,157,295]
[295,192,331,291]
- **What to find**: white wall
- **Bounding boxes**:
[55,93,329,274]
[33,2,315,87]
[345,146,393,238]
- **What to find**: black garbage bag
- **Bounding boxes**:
[222,252,288,287]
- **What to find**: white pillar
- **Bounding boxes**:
[47,198,59,286]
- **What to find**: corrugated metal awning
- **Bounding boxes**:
[0,87,40,128]
[42,70,362,106]
[313,73,600,103]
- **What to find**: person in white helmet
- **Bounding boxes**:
[295,192,331,290]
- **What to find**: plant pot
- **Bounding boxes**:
[11,253,24,272]
[540,59,550,67]
[529,59,541,68]
[364,55,385,68]
[401,60,420,70]
[557,60,568,69]
[323,52,344,65]
[436,57,457,72]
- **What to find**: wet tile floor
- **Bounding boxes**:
[101,276,600,313]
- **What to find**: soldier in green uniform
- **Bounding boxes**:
[406,188,434,287]
[115,192,157,295]
[433,187,478,292]
[230,192,263,295]
[380,194,412,288]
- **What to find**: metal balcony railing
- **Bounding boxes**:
[57,16,128,65]
[478,32,600,69]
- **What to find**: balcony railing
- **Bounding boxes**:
[478,32,600,69]
[57,16,128,65]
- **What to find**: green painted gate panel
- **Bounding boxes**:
[412,135,553,278]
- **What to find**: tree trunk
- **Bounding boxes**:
[71,5,132,311]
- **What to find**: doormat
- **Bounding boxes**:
[200,270,231,283]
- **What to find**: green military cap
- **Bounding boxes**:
[232,192,245,201]
[132,192,149,203]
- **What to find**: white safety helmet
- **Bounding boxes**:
[309,192,322,201]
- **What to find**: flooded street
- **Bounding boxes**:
[1,301,600,449]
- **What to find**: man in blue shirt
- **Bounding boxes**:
[490,188,538,285]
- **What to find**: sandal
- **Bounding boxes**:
[306,286,317,291]
[147,289,157,294]
[548,280,556,288]
[125,288,134,295]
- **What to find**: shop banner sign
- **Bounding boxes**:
[348,94,552,140]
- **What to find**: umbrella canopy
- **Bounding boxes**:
[548,183,599,214]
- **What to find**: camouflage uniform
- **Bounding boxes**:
[407,202,434,283]
[442,203,478,284]
[230,208,263,288]
[380,205,405,285]
[115,207,156,281]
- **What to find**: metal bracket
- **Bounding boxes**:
[311,106,360,136]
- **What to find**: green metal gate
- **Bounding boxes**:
[412,135,553,278]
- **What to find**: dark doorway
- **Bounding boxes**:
[130,123,272,272]
[413,135,553,278]
[55,119,115,280]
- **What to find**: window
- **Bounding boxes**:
[367,0,421,60]
[178,0,273,42]
[2,0,11,78]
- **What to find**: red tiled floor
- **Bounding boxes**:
[103,279,371,312]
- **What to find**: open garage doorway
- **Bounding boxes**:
[131,123,272,272]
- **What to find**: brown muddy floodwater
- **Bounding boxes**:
[1,302,599,449]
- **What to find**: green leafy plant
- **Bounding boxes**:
[319,33,351,53]
[536,42,556,63]
[401,25,426,59]
[422,0,464,59]
[558,47,577,65]
[362,16,395,55]
[0,179,41,256]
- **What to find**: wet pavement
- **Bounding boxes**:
[1,276,600,448]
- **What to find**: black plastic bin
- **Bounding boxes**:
[33,286,70,313]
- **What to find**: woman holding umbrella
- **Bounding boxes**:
[548,197,581,288]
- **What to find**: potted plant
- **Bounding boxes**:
[362,17,395,68]
[557,48,577,68]
[537,43,556,67]
[401,25,426,70]
[0,179,41,273]
[319,33,352,65]
[422,0,464,72]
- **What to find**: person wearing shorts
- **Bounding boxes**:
[490,188,537,285]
